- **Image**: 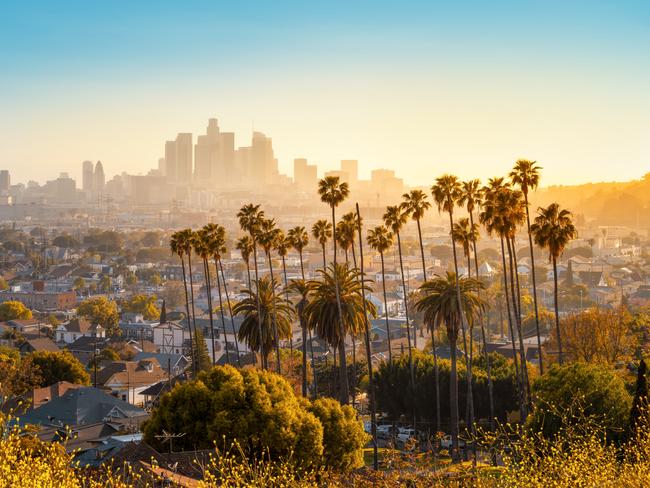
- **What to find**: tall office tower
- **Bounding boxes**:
[251,131,278,185]
[340,160,358,185]
[164,140,177,182]
[194,119,220,185]
[94,161,105,196]
[158,157,166,175]
[293,158,317,190]
[82,160,94,194]
[0,170,10,194]
[219,131,236,183]
[175,133,193,184]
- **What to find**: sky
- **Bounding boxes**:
[1,0,649,187]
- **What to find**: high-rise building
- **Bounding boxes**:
[194,119,219,186]
[94,161,105,196]
[158,157,166,176]
[0,170,10,194]
[340,160,358,185]
[250,131,278,185]
[164,140,177,182]
[82,161,94,195]
[175,133,193,184]
[293,158,317,190]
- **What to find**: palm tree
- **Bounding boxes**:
[237,204,266,369]
[318,176,351,405]
[510,159,544,374]
[480,182,529,418]
[233,276,293,367]
[401,189,431,281]
[531,203,577,365]
[383,205,415,384]
[176,229,200,370]
[258,218,283,374]
[431,175,476,432]
[288,225,317,394]
[416,272,485,463]
[288,279,312,397]
[336,219,353,264]
[276,231,296,370]
[192,228,218,365]
[304,263,377,403]
[458,180,495,430]
[367,225,395,363]
[311,219,332,268]
[341,212,360,267]
[169,231,195,374]
[236,235,253,289]
[451,218,479,278]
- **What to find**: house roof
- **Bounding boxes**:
[96,359,167,387]
[20,337,60,353]
[67,335,110,352]
[133,352,189,369]
[61,317,103,333]
[19,387,146,427]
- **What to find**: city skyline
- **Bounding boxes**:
[2,1,649,186]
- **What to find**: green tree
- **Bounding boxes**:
[531,203,577,364]
[0,277,8,291]
[233,276,293,367]
[527,362,631,441]
[99,275,112,293]
[72,276,86,291]
[0,301,32,321]
[308,397,369,471]
[77,296,120,336]
[29,350,90,386]
[416,272,485,461]
[170,230,196,373]
[122,294,160,320]
[193,328,212,372]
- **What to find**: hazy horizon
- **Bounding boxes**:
[2,1,649,186]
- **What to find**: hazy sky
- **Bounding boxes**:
[1,1,649,187]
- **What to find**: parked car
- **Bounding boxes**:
[440,434,465,449]
[396,428,417,447]
[376,424,397,439]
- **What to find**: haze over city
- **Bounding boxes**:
[2,1,649,186]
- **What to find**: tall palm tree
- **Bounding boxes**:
[318,176,351,405]
[458,180,495,431]
[287,226,314,391]
[236,235,253,289]
[237,204,266,369]
[276,231,296,370]
[367,225,395,363]
[193,229,218,365]
[400,189,431,281]
[531,203,577,365]
[510,159,544,374]
[336,219,353,264]
[258,218,283,374]
[416,272,485,463]
[176,229,200,370]
[216,246,241,366]
[287,279,312,397]
[383,205,415,384]
[341,212,360,267]
[170,231,195,374]
[305,263,377,403]
[431,175,476,432]
[480,182,529,418]
[311,219,332,268]
[233,276,293,367]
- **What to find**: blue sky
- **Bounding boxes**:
[1,1,649,185]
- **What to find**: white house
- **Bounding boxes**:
[56,318,105,344]
[153,321,190,355]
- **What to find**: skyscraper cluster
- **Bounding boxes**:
[82,160,105,201]
[161,118,281,189]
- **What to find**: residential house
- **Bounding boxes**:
[95,358,168,406]
[56,317,105,344]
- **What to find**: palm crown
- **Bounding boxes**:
[431,174,462,215]
[530,203,577,260]
[237,203,264,238]
[383,205,408,234]
[318,176,349,208]
[509,159,541,198]
[236,235,253,263]
[451,218,479,260]
[400,189,431,221]
[287,226,309,252]
[311,220,332,247]
[457,179,483,215]
[367,225,393,254]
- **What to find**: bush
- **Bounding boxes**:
[527,362,632,441]
[144,365,368,472]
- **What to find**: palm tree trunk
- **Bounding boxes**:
[281,255,295,378]
[321,244,326,268]
[449,335,460,463]
[187,250,200,368]
[203,258,216,365]
[465,254,475,437]
[396,231,415,390]
[553,255,563,364]
[501,237,521,391]
[252,242,266,369]
[300,306,308,397]
[511,237,531,402]
[267,252,281,375]
[214,256,230,365]
[468,212,494,432]
[355,202,378,470]
[506,238,528,420]
[448,211,471,460]
[299,251,317,397]
[219,259,241,366]
[347,250,357,409]
[331,205,349,405]
[245,260,252,289]
[524,194,544,374]
[380,252,393,363]
[179,256,195,374]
